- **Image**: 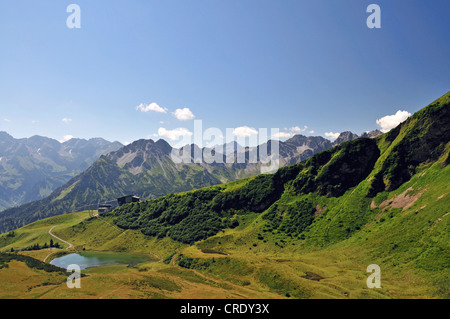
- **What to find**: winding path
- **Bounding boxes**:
[48,225,73,249]
[42,226,74,263]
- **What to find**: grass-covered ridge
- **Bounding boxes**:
[0,92,448,299]
[112,137,380,243]
[109,91,449,297]
[369,92,450,195]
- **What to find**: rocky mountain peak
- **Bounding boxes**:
[333,131,359,146]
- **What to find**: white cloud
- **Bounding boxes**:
[3,118,11,122]
[172,108,195,121]
[136,102,168,113]
[308,130,315,134]
[376,110,411,133]
[232,126,259,137]
[62,118,72,124]
[324,132,340,140]
[273,131,294,139]
[59,135,74,143]
[290,125,307,132]
[274,125,309,139]
[157,127,193,141]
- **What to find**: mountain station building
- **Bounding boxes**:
[117,195,140,207]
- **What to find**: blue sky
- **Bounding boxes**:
[0,0,449,146]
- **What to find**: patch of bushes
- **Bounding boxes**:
[176,254,212,270]
[291,138,380,197]
[112,160,306,244]
[263,198,315,237]
[163,252,177,265]
[0,252,66,274]
[21,239,60,251]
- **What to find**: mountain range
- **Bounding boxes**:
[0,129,381,233]
[108,91,448,297]
[0,132,122,211]
[0,92,447,299]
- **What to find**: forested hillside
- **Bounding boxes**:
[111,92,449,296]
[0,131,358,233]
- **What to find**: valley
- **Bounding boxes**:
[0,133,123,211]
[0,92,448,299]
[0,130,368,234]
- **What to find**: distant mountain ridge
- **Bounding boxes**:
[107,92,448,298]
[0,132,123,211]
[0,128,370,233]
[0,93,448,299]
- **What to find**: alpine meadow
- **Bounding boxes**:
[0,92,448,299]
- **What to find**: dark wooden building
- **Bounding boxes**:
[117,195,140,207]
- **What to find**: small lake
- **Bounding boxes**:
[50,251,151,270]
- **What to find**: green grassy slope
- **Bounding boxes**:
[109,91,449,298]
[0,92,448,299]
[0,155,229,234]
